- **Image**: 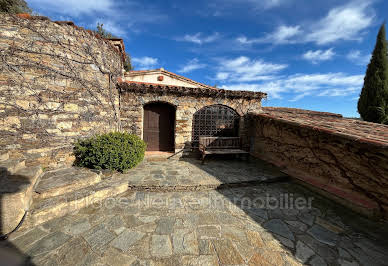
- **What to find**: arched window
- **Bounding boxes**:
[192,105,240,144]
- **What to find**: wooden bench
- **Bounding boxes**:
[198,137,249,164]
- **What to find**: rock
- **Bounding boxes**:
[338,248,352,259]
[100,247,137,266]
[297,235,337,264]
[83,224,115,252]
[286,220,308,232]
[196,225,221,239]
[172,229,199,255]
[11,227,48,252]
[212,239,244,265]
[151,235,172,257]
[298,212,315,226]
[110,229,145,252]
[221,226,246,242]
[316,217,345,233]
[273,234,294,249]
[310,255,327,266]
[181,255,219,266]
[337,259,360,266]
[155,217,175,234]
[263,219,295,241]
[63,218,91,235]
[307,225,339,246]
[198,239,215,255]
[105,216,125,232]
[248,250,284,266]
[26,231,71,257]
[295,241,315,263]
[246,230,265,248]
[55,237,90,265]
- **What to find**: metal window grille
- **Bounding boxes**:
[192,105,240,144]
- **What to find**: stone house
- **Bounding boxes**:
[117,77,266,153]
[1,14,386,219]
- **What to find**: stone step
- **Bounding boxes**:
[0,166,42,234]
[15,166,44,208]
[0,151,9,161]
[0,158,25,175]
[34,167,102,199]
[25,176,129,228]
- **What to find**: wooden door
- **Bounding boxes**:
[143,103,175,151]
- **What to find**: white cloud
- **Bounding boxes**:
[289,92,311,102]
[178,58,206,73]
[28,0,114,16]
[237,1,374,45]
[261,0,287,8]
[284,73,363,93]
[221,82,284,99]
[346,50,371,65]
[221,72,363,100]
[237,25,302,45]
[218,0,289,10]
[178,32,220,44]
[132,57,159,70]
[214,56,287,82]
[302,48,335,64]
[318,87,359,97]
[306,1,374,44]
[28,0,166,35]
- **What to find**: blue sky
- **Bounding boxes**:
[27,0,388,117]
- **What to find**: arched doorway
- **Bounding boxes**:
[143,102,175,151]
[192,104,240,145]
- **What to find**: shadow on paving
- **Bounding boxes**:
[2,156,388,265]
[0,167,35,265]
[181,154,388,265]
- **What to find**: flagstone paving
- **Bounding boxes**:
[1,159,388,266]
[123,157,289,191]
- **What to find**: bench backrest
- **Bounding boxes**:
[199,137,241,149]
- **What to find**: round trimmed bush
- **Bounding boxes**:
[73,132,146,172]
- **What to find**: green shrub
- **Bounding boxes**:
[73,132,146,172]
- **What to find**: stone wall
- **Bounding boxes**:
[248,109,388,219]
[120,88,263,152]
[0,14,123,166]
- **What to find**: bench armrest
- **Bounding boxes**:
[199,143,206,153]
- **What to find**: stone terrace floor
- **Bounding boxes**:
[124,157,288,190]
[1,157,388,266]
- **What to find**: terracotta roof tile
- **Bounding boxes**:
[118,80,267,100]
[255,107,388,147]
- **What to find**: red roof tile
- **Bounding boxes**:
[118,80,267,100]
[255,107,388,147]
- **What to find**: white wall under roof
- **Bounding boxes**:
[124,72,205,88]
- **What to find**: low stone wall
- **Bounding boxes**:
[0,15,123,166]
[248,109,388,219]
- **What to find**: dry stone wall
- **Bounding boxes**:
[0,15,123,166]
[248,113,388,219]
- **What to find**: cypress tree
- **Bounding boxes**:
[357,23,388,124]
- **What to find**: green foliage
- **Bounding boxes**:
[0,0,31,14]
[124,53,134,71]
[95,23,115,39]
[73,132,146,172]
[358,23,388,124]
[94,23,134,71]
